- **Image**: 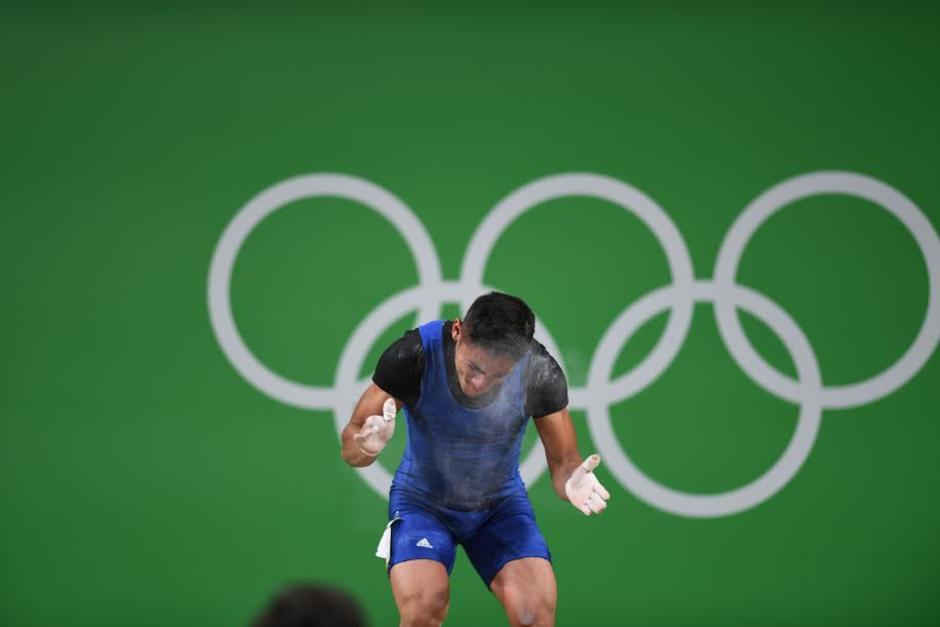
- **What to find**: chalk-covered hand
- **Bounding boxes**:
[565,454,610,515]
[354,397,397,457]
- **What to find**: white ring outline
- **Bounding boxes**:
[585,280,822,517]
[714,171,940,409]
[462,173,696,406]
[207,173,442,409]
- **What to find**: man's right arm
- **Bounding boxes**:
[340,328,423,467]
[340,383,400,467]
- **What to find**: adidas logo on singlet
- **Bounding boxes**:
[416,537,433,549]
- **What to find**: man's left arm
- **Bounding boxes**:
[534,408,610,515]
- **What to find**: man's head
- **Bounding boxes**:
[252,583,366,627]
[451,292,535,398]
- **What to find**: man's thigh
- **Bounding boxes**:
[386,503,456,625]
[462,494,552,587]
[390,559,451,623]
[387,502,457,575]
[490,557,557,627]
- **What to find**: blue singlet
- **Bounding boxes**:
[385,320,551,585]
[391,320,531,511]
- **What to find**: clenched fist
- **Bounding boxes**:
[353,397,397,457]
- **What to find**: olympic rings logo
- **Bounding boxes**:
[208,171,940,518]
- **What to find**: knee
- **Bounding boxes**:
[505,594,555,627]
[398,587,449,627]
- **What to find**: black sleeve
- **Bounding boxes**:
[372,329,425,407]
[524,341,569,418]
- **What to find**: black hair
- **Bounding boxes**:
[252,583,367,627]
[462,291,535,359]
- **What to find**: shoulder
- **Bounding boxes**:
[526,340,564,378]
[523,340,568,417]
[372,328,426,407]
[377,328,425,370]
[419,319,448,344]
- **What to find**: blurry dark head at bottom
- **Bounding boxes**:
[252,583,367,627]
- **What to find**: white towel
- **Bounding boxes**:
[375,517,401,566]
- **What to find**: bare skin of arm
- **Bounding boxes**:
[340,382,401,468]
[534,407,586,501]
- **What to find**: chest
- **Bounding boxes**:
[414,380,528,443]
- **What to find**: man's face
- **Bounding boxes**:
[451,320,517,398]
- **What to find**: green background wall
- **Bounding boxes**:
[2,2,939,625]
